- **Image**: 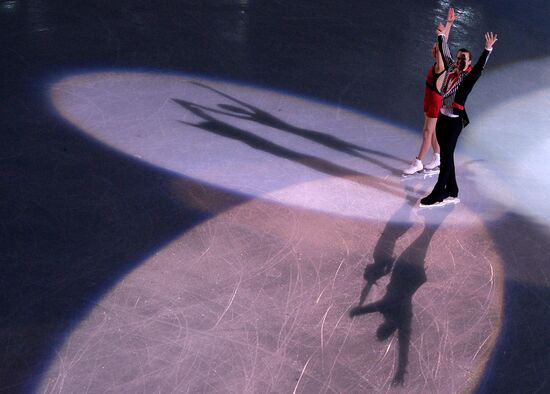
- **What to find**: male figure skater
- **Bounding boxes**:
[420,25,498,206]
[403,8,455,176]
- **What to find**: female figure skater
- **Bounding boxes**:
[403,8,455,176]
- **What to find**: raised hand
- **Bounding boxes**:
[437,22,446,35]
[485,32,498,49]
[447,7,455,23]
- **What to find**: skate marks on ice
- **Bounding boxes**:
[45,70,505,391]
[38,195,503,393]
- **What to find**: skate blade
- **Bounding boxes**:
[418,198,460,208]
[401,171,427,179]
[402,170,439,179]
[419,201,445,208]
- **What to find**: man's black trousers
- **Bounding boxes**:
[432,114,463,198]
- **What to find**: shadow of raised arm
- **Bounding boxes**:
[189,81,409,170]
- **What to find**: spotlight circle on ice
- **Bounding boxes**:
[37,195,504,393]
[462,56,550,233]
[49,70,505,225]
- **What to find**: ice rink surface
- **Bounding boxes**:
[2,1,550,393]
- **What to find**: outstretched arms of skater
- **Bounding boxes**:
[434,8,455,73]
[468,32,498,79]
[450,31,498,110]
[436,22,454,70]
[475,32,498,71]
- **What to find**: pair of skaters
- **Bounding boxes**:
[402,9,455,177]
[403,8,498,207]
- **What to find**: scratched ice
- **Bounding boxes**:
[37,71,511,392]
[38,167,503,392]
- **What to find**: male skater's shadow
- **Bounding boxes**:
[350,197,455,386]
[171,97,416,198]
[181,81,408,172]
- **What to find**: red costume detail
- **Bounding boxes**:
[423,65,443,118]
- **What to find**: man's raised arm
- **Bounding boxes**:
[437,22,454,70]
[470,32,498,78]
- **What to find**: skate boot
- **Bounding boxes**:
[424,153,440,171]
[419,192,445,207]
[403,158,423,176]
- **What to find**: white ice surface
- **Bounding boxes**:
[50,71,509,225]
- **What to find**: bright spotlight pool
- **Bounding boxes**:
[462,57,550,232]
[49,70,505,225]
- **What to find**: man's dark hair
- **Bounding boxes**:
[457,48,472,59]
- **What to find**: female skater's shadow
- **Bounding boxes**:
[350,197,455,386]
[177,81,408,173]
